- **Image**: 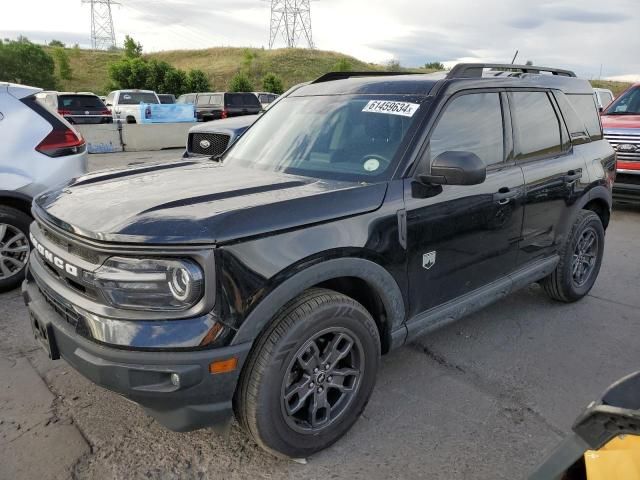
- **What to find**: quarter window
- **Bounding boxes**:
[511,92,562,160]
[567,94,603,141]
[430,93,504,167]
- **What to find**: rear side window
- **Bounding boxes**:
[567,94,602,141]
[511,91,562,160]
[226,94,243,107]
[242,93,261,108]
[430,92,504,167]
[600,91,613,107]
[197,95,212,105]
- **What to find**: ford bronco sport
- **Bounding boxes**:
[23,64,615,458]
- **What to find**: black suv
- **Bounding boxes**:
[177,92,262,121]
[23,65,615,459]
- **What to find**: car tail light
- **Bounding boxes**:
[57,109,72,116]
[100,109,112,115]
[36,127,85,158]
[221,109,228,119]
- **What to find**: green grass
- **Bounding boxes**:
[44,45,633,97]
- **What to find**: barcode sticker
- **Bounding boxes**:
[362,100,420,117]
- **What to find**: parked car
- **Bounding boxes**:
[184,83,309,157]
[23,65,614,458]
[0,82,87,291]
[158,94,176,104]
[593,87,615,112]
[253,91,279,109]
[601,82,640,203]
[104,89,160,124]
[177,92,262,121]
[35,91,113,125]
[185,115,258,157]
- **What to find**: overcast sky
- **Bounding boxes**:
[1,0,638,81]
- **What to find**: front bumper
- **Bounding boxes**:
[613,172,640,203]
[22,272,252,432]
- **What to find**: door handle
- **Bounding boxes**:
[563,169,583,183]
[493,187,519,205]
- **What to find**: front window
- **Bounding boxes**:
[223,95,424,182]
[604,87,640,115]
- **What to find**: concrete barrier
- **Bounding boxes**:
[76,122,196,153]
[75,123,123,154]
[121,123,195,152]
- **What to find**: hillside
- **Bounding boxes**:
[47,46,386,94]
[45,45,632,96]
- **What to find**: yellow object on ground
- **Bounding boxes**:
[584,435,640,480]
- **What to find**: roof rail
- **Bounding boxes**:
[311,71,420,84]
[447,63,576,79]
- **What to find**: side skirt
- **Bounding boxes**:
[403,256,559,344]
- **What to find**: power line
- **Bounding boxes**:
[269,0,314,49]
[82,0,118,50]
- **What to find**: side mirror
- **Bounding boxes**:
[419,151,487,186]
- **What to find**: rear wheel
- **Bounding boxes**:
[542,210,604,302]
[126,116,136,124]
[0,206,32,292]
[235,288,380,458]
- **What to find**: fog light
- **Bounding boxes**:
[170,373,181,387]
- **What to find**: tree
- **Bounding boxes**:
[108,57,149,89]
[186,69,210,92]
[386,59,401,72]
[229,72,254,92]
[146,59,172,92]
[53,47,73,80]
[262,72,284,94]
[424,61,445,70]
[48,39,65,48]
[333,58,352,72]
[160,68,188,95]
[525,60,534,66]
[123,35,143,58]
[0,38,57,89]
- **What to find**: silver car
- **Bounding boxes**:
[0,82,87,291]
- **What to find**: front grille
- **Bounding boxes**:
[42,225,100,264]
[38,283,81,328]
[189,132,230,156]
[604,130,640,163]
[616,173,640,185]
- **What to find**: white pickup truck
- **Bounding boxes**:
[104,89,160,124]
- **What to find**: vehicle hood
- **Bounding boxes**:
[601,115,640,130]
[188,115,259,135]
[34,160,388,245]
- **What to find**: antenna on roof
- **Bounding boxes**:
[511,50,519,64]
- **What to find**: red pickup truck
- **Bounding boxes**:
[601,83,640,203]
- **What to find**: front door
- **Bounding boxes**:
[404,91,525,319]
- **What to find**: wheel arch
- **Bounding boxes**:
[581,186,611,229]
[0,191,33,218]
[230,257,407,354]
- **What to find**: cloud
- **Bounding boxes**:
[1,0,638,79]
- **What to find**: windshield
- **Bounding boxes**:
[604,86,640,115]
[119,92,159,105]
[223,95,423,182]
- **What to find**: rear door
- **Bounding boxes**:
[404,90,525,316]
[510,90,589,265]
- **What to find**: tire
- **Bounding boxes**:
[126,116,137,124]
[0,206,32,292]
[542,210,604,303]
[234,288,380,458]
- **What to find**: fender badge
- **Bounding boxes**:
[422,251,437,270]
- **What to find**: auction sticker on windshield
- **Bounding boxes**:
[362,100,420,117]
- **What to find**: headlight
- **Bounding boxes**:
[85,257,204,311]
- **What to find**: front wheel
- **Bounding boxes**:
[542,210,605,302]
[234,288,380,458]
[0,206,32,292]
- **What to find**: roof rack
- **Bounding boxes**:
[312,71,420,84]
[447,63,576,79]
